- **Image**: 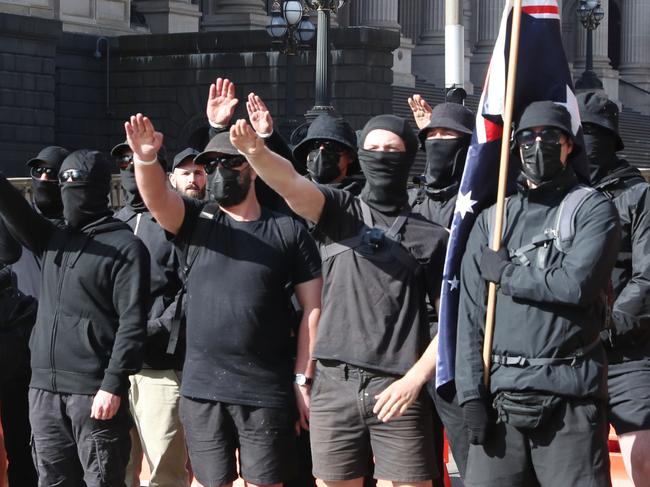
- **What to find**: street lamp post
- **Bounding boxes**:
[267,1,316,135]
[575,0,605,90]
[303,0,349,120]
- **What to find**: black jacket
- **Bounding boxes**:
[0,175,150,396]
[115,206,184,370]
[594,160,650,361]
[409,183,459,229]
[456,169,620,404]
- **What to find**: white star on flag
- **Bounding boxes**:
[455,191,477,219]
[448,276,460,291]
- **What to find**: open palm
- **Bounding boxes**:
[207,77,239,126]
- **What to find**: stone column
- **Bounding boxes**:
[349,0,400,30]
[133,0,201,33]
[412,0,445,86]
[619,0,650,91]
[470,0,502,89]
[201,0,269,31]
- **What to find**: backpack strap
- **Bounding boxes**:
[553,185,594,253]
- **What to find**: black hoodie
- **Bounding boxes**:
[0,174,150,396]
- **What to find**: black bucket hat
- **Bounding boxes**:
[292,114,358,164]
[26,146,70,170]
[194,132,239,165]
[577,91,624,151]
[515,101,581,156]
[418,103,475,146]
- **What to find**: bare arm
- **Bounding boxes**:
[293,276,322,431]
[230,119,325,224]
[125,114,185,235]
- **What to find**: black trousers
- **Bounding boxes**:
[463,397,610,487]
[28,388,132,487]
[1,365,38,487]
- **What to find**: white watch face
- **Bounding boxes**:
[295,374,309,385]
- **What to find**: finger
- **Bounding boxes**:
[208,83,217,102]
[407,97,417,111]
[124,121,133,138]
[422,98,432,112]
[228,98,239,110]
[143,116,154,137]
[300,414,309,431]
[246,100,253,117]
[227,80,236,99]
[255,95,267,111]
[222,78,231,97]
[216,77,223,95]
[373,391,389,414]
[249,92,260,111]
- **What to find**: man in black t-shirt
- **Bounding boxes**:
[230,114,448,487]
[125,113,322,487]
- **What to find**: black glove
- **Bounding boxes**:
[479,247,510,284]
[463,398,489,445]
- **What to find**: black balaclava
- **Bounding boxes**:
[358,115,418,213]
[120,168,147,212]
[423,137,470,191]
[306,148,341,183]
[32,179,63,219]
[211,166,252,208]
[59,150,113,229]
[514,101,580,187]
[584,125,619,184]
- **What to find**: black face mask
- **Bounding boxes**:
[423,138,468,190]
[584,133,618,185]
[358,150,411,213]
[61,182,111,229]
[120,169,146,212]
[306,148,341,184]
[31,179,63,218]
[211,166,251,207]
[520,140,565,186]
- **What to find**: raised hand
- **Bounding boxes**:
[206,77,239,126]
[124,113,163,162]
[229,119,265,156]
[408,94,433,130]
[246,92,274,135]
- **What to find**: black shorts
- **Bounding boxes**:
[309,360,437,483]
[179,397,296,486]
[464,397,610,487]
[608,358,650,435]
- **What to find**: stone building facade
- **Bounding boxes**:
[0,0,648,176]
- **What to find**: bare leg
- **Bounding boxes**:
[316,478,365,487]
[376,480,432,487]
[618,430,650,486]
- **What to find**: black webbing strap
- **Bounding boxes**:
[491,337,601,367]
[509,229,557,266]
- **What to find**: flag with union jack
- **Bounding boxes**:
[435,0,588,391]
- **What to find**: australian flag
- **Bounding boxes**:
[436,0,588,391]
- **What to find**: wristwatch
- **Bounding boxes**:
[294,373,313,386]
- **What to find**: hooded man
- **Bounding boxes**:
[455,101,620,487]
[409,102,475,229]
[292,113,364,195]
[0,149,150,486]
[125,114,322,487]
[113,142,189,487]
[229,114,449,487]
[579,91,650,484]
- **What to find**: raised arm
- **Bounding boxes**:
[230,119,325,223]
[246,92,297,166]
[0,175,53,256]
[125,114,186,235]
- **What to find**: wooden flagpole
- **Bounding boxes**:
[482,0,524,386]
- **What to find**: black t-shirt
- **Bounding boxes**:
[312,186,448,375]
[174,198,321,408]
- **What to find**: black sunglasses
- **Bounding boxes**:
[204,155,247,174]
[115,153,134,170]
[59,169,90,183]
[309,140,346,154]
[30,166,57,179]
[516,128,565,149]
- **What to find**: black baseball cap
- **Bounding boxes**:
[172,148,201,171]
[26,146,70,169]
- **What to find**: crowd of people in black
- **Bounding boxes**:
[0,79,649,487]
